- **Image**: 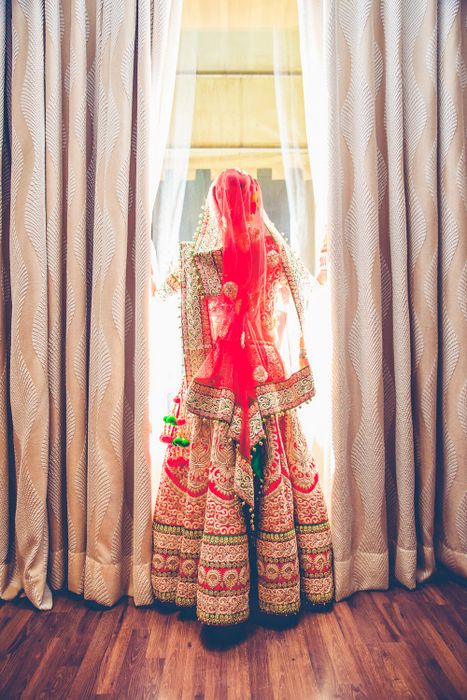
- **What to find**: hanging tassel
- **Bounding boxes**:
[172,436,190,448]
[161,393,190,458]
[251,444,263,479]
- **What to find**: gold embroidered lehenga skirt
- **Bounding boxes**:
[151,396,335,626]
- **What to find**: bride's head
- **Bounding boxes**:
[213,169,261,225]
[212,168,267,295]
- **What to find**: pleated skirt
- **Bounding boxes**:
[152,406,335,625]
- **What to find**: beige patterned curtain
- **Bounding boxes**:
[0,0,181,609]
[300,0,466,601]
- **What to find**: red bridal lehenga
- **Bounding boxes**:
[151,169,335,625]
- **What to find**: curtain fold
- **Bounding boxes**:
[272,28,315,270]
[0,0,14,606]
[299,0,466,602]
[0,0,182,610]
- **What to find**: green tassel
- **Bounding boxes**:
[163,415,178,426]
[251,446,263,479]
[172,436,190,448]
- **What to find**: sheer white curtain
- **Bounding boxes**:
[151,34,197,280]
[296,0,329,261]
[274,5,334,505]
[272,30,313,268]
[150,24,198,495]
[150,1,185,212]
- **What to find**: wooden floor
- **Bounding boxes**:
[0,570,465,700]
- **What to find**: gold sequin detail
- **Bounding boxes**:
[253,365,268,383]
[223,281,238,300]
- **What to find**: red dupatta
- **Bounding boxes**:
[194,169,271,460]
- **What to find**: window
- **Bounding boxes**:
[152,0,316,275]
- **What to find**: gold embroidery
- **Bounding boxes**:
[253,365,268,382]
[222,280,238,300]
[267,248,280,267]
[152,410,334,624]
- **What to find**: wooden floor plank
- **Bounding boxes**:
[244,624,272,700]
[0,604,34,656]
[113,626,151,699]
[264,625,320,700]
[66,607,125,700]
[417,613,467,692]
[0,609,54,695]
[180,619,210,700]
[156,610,194,700]
[225,639,252,700]
[94,611,133,694]
[331,600,384,698]
[401,602,467,700]
[0,578,465,700]
[367,641,420,699]
[20,635,62,700]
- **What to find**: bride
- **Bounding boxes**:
[151,168,334,626]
